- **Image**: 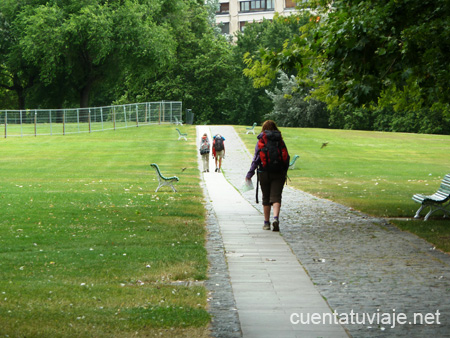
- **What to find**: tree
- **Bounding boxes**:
[0,0,42,109]
[114,0,237,124]
[224,15,308,125]
[265,71,328,127]
[1,0,179,109]
[243,0,450,134]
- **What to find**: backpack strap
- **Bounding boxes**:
[256,172,260,204]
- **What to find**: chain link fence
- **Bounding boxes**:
[0,101,182,138]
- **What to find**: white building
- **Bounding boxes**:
[215,0,299,36]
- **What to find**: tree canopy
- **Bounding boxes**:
[243,0,450,134]
[1,0,449,133]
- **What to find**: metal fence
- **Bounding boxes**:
[0,101,182,138]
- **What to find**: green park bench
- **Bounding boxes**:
[174,116,183,126]
[176,128,187,141]
[289,155,300,170]
[246,123,257,134]
[150,163,179,192]
[412,174,450,220]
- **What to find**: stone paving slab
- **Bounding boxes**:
[208,125,450,338]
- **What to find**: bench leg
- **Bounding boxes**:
[414,205,424,219]
[420,204,450,221]
[156,181,177,192]
[424,205,441,221]
[424,207,433,221]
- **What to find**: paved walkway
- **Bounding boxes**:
[199,126,450,338]
[198,126,348,338]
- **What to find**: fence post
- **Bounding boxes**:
[20,110,23,137]
[113,107,116,130]
[50,111,52,136]
[76,109,79,133]
[145,103,148,123]
[34,111,37,137]
[4,111,7,138]
[88,108,91,133]
[124,106,127,128]
[162,100,165,123]
[136,104,139,127]
[63,110,66,135]
[101,107,104,130]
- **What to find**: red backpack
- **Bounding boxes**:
[258,130,290,172]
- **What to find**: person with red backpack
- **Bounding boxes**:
[212,134,225,173]
[245,120,290,231]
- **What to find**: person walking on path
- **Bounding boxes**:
[245,120,290,231]
[199,133,210,173]
[212,134,225,173]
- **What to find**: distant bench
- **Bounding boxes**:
[289,155,300,170]
[176,128,187,141]
[150,163,179,192]
[412,174,450,220]
[174,116,183,126]
[246,123,257,135]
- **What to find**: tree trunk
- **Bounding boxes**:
[80,82,92,108]
[17,89,26,110]
[79,81,93,122]
[13,74,26,110]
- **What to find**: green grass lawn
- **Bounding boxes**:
[2,122,449,337]
[238,126,450,252]
[0,125,211,337]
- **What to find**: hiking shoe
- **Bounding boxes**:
[272,219,279,232]
[263,222,270,230]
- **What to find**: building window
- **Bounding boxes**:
[220,22,230,34]
[239,21,247,32]
[217,2,229,14]
[285,0,296,8]
[240,0,274,12]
